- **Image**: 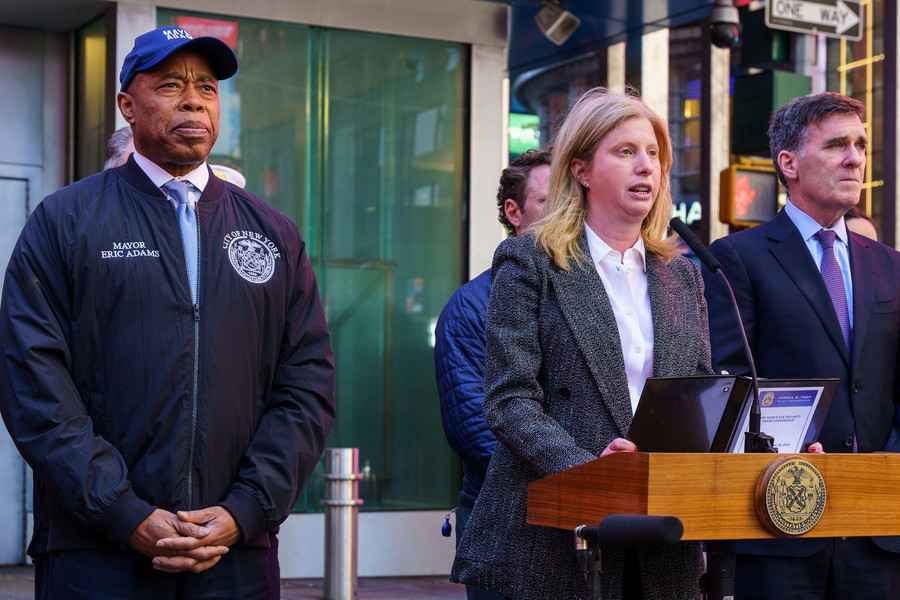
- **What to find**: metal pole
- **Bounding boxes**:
[323,448,363,600]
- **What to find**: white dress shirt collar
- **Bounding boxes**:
[584,223,647,272]
[782,199,855,331]
[133,150,209,194]
[783,199,848,245]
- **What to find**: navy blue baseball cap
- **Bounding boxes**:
[119,26,238,91]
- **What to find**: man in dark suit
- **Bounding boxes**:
[704,92,900,598]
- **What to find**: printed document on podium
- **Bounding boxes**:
[729,386,823,453]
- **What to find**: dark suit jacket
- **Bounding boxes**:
[451,232,710,600]
[704,209,900,556]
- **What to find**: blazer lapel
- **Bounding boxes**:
[548,233,633,436]
[646,253,681,378]
[849,232,874,373]
[766,210,850,367]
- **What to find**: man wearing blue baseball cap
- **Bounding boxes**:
[0,26,335,599]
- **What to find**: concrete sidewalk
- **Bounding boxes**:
[0,567,466,600]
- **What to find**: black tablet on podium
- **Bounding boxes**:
[627,375,837,453]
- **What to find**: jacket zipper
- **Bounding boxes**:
[187,208,201,509]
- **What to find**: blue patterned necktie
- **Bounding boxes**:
[163,179,199,304]
[815,229,850,348]
[816,229,857,451]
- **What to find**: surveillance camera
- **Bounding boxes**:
[709,0,742,49]
[535,1,581,46]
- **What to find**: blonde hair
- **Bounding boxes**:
[533,87,677,270]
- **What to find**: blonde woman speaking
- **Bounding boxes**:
[451,88,710,599]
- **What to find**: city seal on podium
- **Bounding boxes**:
[754,457,827,536]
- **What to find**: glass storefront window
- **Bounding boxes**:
[159,10,466,512]
[76,14,112,180]
[669,25,705,230]
[317,28,466,511]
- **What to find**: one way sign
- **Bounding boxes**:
[766,0,863,41]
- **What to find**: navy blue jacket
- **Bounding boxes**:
[434,269,496,502]
[0,157,335,552]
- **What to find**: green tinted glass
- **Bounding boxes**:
[158,10,464,512]
[314,28,465,511]
[509,113,540,158]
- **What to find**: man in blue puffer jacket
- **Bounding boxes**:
[434,149,550,600]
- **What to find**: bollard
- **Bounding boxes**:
[323,448,363,600]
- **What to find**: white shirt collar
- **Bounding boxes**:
[585,224,647,272]
[133,150,209,194]
[784,199,848,245]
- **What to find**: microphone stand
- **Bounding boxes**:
[668,218,776,600]
[668,218,776,454]
[715,269,776,454]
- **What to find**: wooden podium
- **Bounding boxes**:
[527,452,900,540]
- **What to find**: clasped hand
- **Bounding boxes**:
[129,506,240,574]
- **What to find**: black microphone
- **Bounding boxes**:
[669,217,722,273]
[575,515,683,599]
[576,515,683,547]
[669,218,775,454]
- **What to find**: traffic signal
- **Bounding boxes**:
[720,161,781,227]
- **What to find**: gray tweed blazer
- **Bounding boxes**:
[450,231,712,600]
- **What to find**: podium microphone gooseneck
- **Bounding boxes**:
[669,218,775,454]
[670,218,774,600]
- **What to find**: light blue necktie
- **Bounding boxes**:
[163,179,199,304]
